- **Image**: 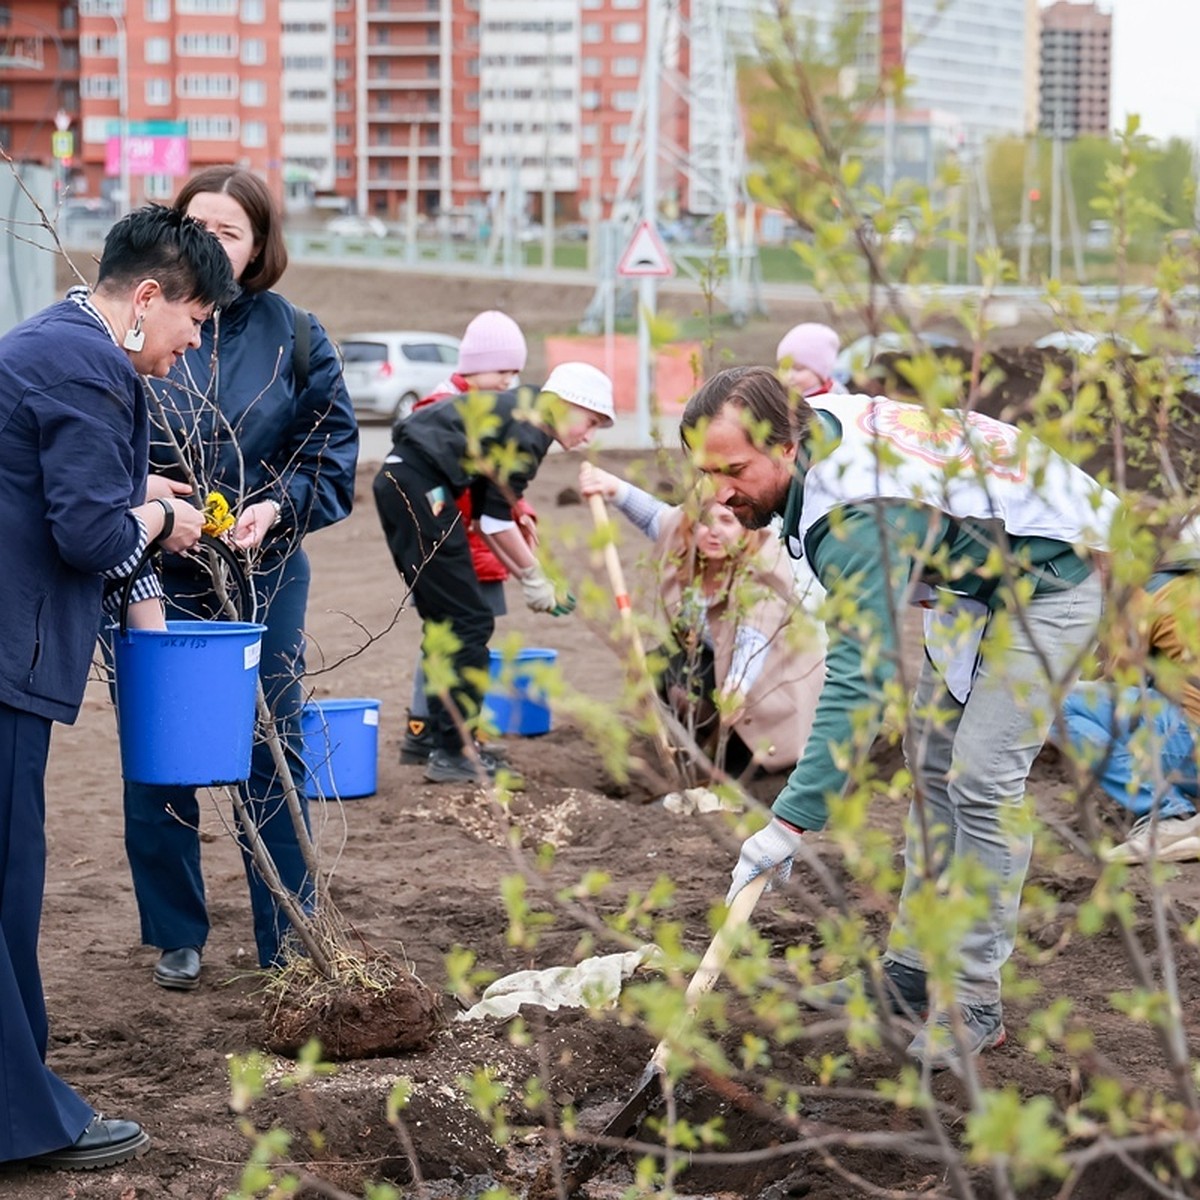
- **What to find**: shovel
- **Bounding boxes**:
[587,493,679,779]
[546,871,770,1197]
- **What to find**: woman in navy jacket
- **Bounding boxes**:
[124,167,358,988]
[0,206,230,1168]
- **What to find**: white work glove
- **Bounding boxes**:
[515,565,557,611]
[514,565,575,616]
[727,817,804,905]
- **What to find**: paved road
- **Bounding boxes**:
[64,225,1172,314]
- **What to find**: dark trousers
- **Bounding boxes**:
[0,703,93,1160]
[658,641,754,778]
[374,460,494,753]
[121,550,313,969]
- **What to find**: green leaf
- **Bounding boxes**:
[965,1089,1067,1185]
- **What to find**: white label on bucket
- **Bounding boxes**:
[244,640,262,670]
[363,708,379,726]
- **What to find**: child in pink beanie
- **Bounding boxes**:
[454,310,528,386]
[776,322,843,398]
[399,309,533,766]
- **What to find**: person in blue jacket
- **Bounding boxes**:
[122,166,359,990]
[0,206,231,1168]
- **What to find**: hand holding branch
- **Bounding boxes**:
[231,500,280,550]
[145,476,194,503]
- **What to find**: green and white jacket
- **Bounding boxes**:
[772,395,1115,832]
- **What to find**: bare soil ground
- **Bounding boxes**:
[13,260,1198,1200]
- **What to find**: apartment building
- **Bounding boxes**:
[715,0,1028,149]
[0,0,81,180]
[3,0,1055,223]
[1039,0,1111,139]
[853,105,966,192]
[716,0,1031,198]
[328,0,691,223]
[337,0,449,218]
[281,0,336,198]
[3,0,285,210]
[3,0,683,221]
[73,0,283,207]
[477,0,579,200]
[574,0,685,221]
[872,0,1032,145]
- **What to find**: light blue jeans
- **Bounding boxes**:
[1060,682,1198,819]
[886,573,1103,1005]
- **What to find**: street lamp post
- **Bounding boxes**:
[89,0,130,211]
[634,0,661,449]
[53,109,71,201]
[111,2,130,213]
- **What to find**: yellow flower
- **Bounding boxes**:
[202,491,235,536]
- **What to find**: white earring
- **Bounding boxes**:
[123,313,145,352]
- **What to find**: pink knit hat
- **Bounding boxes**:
[776,322,840,380]
[457,310,528,375]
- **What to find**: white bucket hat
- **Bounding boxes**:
[540,362,615,428]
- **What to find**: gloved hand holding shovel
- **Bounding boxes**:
[727,815,805,904]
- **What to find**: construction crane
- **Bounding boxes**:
[579,0,764,338]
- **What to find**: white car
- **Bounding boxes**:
[339,331,461,422]
[1033,330,1143,357]
[325,214,388,239]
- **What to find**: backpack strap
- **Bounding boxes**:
[291,303,310,393]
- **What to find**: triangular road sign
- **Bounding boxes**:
[617,220,675,278]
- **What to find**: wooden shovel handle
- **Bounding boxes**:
[589,494,640,641]
[649,871,770,1069]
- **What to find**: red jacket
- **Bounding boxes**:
[412,375,537,582]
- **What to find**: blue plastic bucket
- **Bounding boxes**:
[113,619,267,786]
[301,698,381,799]
[482,648,556,736]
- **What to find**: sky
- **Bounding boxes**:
[1101,0,1200,144]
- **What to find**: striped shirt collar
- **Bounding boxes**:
[66,284,120,347]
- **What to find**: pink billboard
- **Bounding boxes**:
[105,135,190,177]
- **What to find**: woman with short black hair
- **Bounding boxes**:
[0,204,231,1170]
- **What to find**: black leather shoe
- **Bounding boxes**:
[28,1115,150,1170]
[153,946,202,991]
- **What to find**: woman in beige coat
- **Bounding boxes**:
[580,463,824,775]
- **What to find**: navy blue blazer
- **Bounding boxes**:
[0,300,148,723]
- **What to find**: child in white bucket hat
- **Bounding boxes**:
[538,361,615,445]
[374,362,615,784]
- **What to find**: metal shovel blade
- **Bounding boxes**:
[555,1060,667,1195]
[540,873,770,1197]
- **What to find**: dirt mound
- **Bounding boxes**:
[263,959,442,1060]
[866,343,1200,493]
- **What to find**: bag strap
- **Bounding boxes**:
[117,534,255,635]
[291,303,310,393]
